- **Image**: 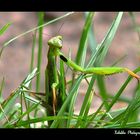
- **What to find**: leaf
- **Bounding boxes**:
[0,22,11,36]
[0,77,5,103]
[0,68,38,120]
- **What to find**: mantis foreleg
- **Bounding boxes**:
[59,53,140,80]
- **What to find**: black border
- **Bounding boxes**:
[1,0,140,139]
[1,128,140,138]
[1,0,140,11]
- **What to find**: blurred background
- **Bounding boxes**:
[0,12,140,113]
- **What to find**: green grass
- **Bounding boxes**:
[0,12,140,128]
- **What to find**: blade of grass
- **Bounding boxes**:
[29,31,37,88]
[0,68,37,120]
[84,12,97,52]
[85,101,105,127]
[107,94,131,103]
[106,107,126,121]
[111,54,127,67]
[0,22,12,58]
[80,12,124,114]
[50,75,84,128]
[75,12,94,67]
[78,12,124,117]
[80,88,94,128]
[67,12,94,127]
[21,90,32,127]
[86,12,123,68]
[129,12,140,41]
[27,30,38,127]
[75,76,96,127]
[5,102,40,128]
[4,12,74,47]
[119,83,140,127]
[104,121,140,128]
[36,12,44,92]
[0,22,12,36]
[14,115,76,128]
[1,12,74,59]
[98,67,140,124]
[0,104,9,123]
[0,78,5,103]
[95,12,123,109]
[95,12,123,66]
[97,76,109,109]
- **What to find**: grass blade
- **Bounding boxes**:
[95,12,123,109]
[75,76,96,127]
[129,12,140,41]
[0,78,5,103]
[0,68,37,120]
[4,12,74,47]
[30,31,37,80]
[0,22,11,36]
[67,12,94,127]
[98,67,140,125]
[75,12,94,67]
[50,76,83,128]
[84,12,97,52]
[36,12,44,92]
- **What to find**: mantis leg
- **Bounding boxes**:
[52,82,59,115]
[59,53,140,80]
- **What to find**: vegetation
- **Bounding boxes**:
[0,12,140,128]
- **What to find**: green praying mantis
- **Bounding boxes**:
[45,35,140,119]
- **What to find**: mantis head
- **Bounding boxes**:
[48,35,63,49]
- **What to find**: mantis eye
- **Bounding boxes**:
[57,38,62,48]
[57,35,62,40]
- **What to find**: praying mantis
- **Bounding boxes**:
[45,35,140,120]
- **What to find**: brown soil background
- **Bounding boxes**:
[0,12,140,113]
